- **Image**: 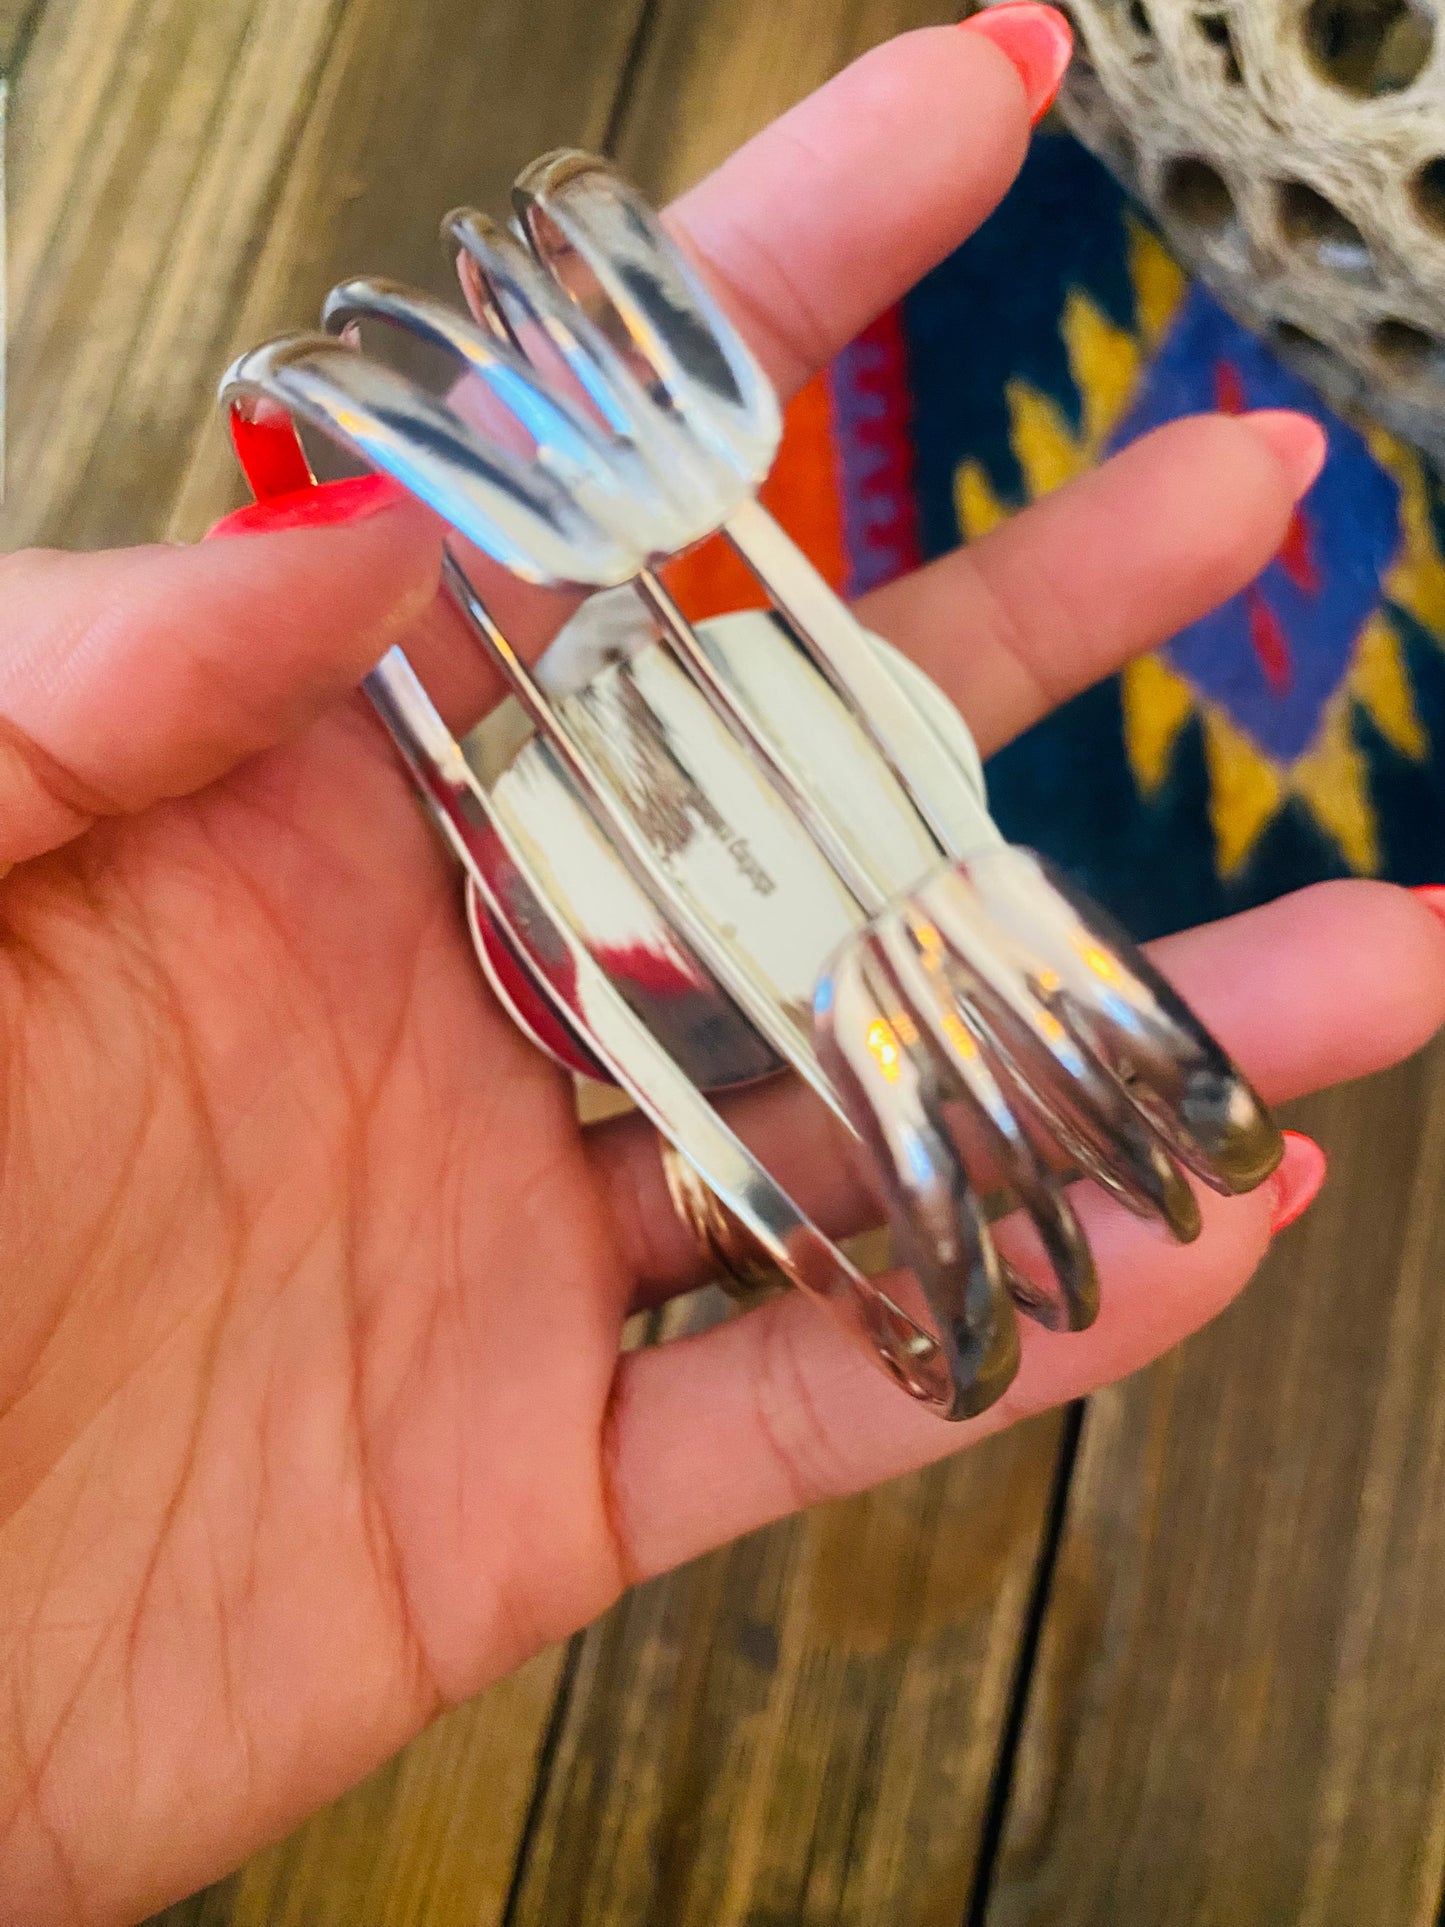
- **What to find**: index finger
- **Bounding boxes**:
[665,23,1037,402]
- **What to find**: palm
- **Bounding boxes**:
[2,702,631,1883]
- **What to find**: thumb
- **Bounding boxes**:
[0,477,442,871]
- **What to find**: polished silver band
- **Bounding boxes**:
[217,149,1282,1422]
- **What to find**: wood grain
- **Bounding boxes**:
[0,0,44,71]
[508,1419,1062,1927]
[613,0,960,197]
[4,0,341,550]
[2,0,650,553]
[983,1048,1445,1927]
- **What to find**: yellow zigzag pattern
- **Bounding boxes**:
[953,224,1439,878]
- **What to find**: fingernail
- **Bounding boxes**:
[1411,885,1445,928]
[1242,409,1329,500]
[1269,1130,1328,1236]
[959,3,1074,124]
[205,474,410,540]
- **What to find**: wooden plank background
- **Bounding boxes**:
[3,0,1445,1921]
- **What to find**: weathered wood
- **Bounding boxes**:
[984,1046,1445,1927]
[4,0,341,550]
[0,0,45,71]
[613,0,960,197]
[1,0,650,553]
[508,1418,1062,1927]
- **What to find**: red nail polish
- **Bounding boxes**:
[1269,1130,1328,1236]
[960,3,1074,125]
[229,405,315,501]
[1411,885,1445,928]
[205,473,410,540]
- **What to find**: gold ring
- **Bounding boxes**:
[660,1142,786,1304]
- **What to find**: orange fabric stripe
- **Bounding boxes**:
[661,372,849,620]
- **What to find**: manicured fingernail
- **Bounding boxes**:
[1269,1130,1328,1236]
[205,474,410,540]
[960,4,1074,124]
[1242,410,1329,499]
[1411,885,1445,928]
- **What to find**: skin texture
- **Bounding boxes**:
[2,27,1445,1925]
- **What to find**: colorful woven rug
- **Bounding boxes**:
[669,132,1445,940]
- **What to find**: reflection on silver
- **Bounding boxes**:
[220,151,1283,1421]
[221,334,641,590]
[815,850,1282,1369]
[366,645,956,1413]
[470,601,992,1096]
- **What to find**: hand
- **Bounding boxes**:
[3,23,1442,1924]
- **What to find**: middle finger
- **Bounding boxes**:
[856,409,1325,760]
